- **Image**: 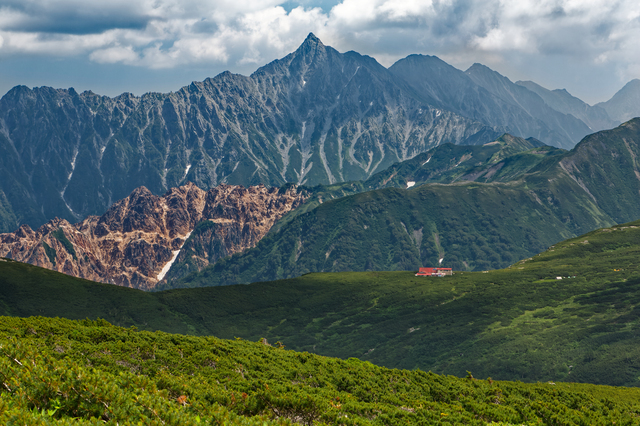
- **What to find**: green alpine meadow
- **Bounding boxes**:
[3,217,640,424]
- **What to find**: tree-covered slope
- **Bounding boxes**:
[4,219,640,386]
[164,118,640,285]
[176,181,606,286]
[1,316,640,425]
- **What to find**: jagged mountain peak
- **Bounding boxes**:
[390,54,463,78]
[621,78,640,89]
[302,32,323,46]
[465,63,510,83]
[395,53,446,64]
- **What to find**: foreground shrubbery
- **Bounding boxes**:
[0,317,639,425]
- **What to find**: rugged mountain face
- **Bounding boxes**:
[0,34,495,233]
[515,80,618,132]
[173,119,640,287]
[0,33,628,234]
[596,79,640,122]
[462,64,593,149]
[0,183,306,290]
[388,56,594,148]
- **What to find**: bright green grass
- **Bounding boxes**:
[1,316,640,425]
[2,220,640,386]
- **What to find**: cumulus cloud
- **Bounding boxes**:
[0,0,639,98]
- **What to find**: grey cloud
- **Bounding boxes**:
[0,1,152,35]
[5,14,150,35]
[190,19,219,34]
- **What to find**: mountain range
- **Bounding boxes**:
[3,118,640,290]
[0,33,635,234]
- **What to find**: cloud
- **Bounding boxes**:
[90,45,139,65]
[0,0,639,95]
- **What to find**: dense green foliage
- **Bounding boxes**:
[51,228,77,260]
[1,316,640,425]
[42,241,57,266]
[164,119,640,285]
[4,220,640,387]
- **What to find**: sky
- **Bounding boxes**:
[0,0,638,104]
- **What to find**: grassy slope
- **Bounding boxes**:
[172,171,609,287]
[1,316,640,425]
[3,220,640,386]
[165,119,640,286]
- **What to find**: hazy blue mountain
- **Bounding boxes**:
[464,64,594,149]
[389,56,595,149]
[516,80,618,131]
[596,79,640,122]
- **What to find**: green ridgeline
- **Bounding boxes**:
[1,316,639,425]
[170,174,610,287]
[3,220,640,386]
[167,119,640,286]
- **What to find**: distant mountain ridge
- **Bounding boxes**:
[515,80,617,131]
[596,79,640,122]
[0,33,630,233]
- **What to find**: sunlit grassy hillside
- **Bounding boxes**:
[2,219,640,386]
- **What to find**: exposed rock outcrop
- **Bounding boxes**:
[0,183,306,290]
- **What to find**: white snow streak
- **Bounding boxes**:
[406,181,416,188]
[68,151,78,180]
[183,164,192,181]
[157,231,192,282]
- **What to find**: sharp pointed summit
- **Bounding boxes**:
[303,32,322,45]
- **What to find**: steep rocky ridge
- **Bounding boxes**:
[0,183,306,290]
[0,33,627,234]
[389,56,593,149]
[0,34,493,232]
[463,64,592,149]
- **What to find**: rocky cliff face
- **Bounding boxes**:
[0,183,306,290]
[2,33,617,234]
[0,34,495,233]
